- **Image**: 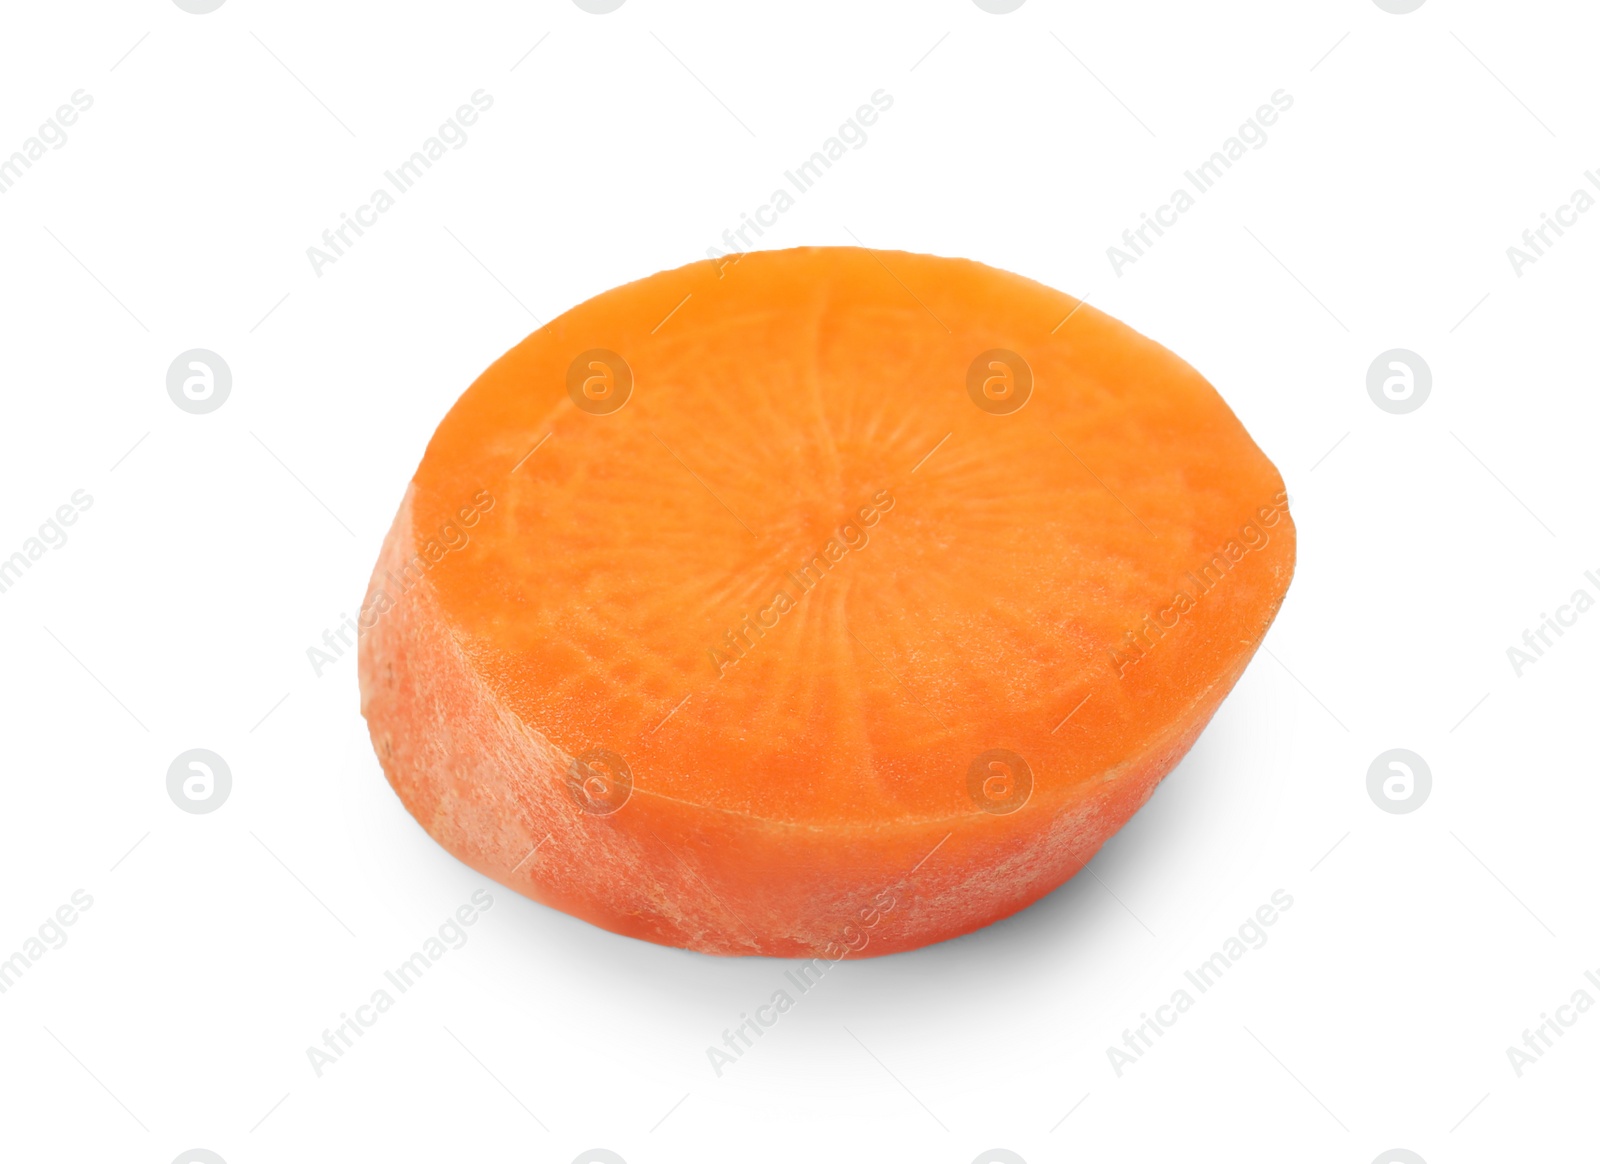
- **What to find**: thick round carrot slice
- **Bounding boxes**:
[358,247,1294,958]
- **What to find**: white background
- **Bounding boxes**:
[1,1,1595,1162]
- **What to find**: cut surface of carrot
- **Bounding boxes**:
[358,247,1295,958]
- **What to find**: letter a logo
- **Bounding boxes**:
[982,361,1015,402]
[966,349,1033,415]
[566,348,634,415]
[1381,361,1414,402]
[582,361,614,403]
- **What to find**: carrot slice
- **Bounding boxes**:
[358,247,1294,957]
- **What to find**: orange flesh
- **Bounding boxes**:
[358,247,1295,957]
